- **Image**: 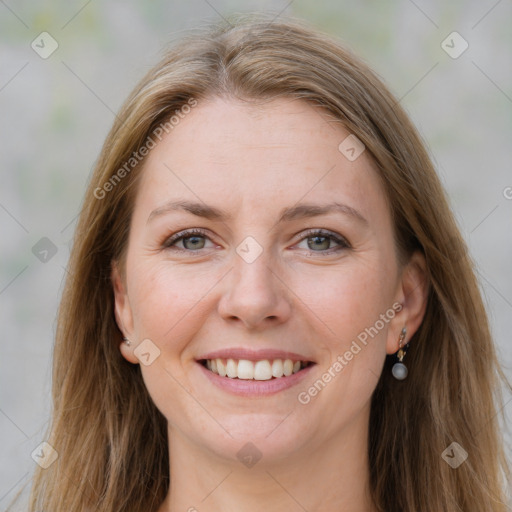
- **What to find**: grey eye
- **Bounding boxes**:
[181,235,206,250]
[307,235,333,251]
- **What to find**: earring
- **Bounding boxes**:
[392,327,408,380]
[122,337,131,347]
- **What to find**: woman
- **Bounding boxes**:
[21,13,510,512]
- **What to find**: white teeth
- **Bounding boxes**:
[204,358,308,381]
[237,359,254,379]
[271,359,284,378]
[226,358,237,378]
[254,360,272,380]
[283,359,293,376]
[217,359,226,377]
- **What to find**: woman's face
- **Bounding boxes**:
[114,96,423,465]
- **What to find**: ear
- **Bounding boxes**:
[111,261,139,364]
[386,250,429,355]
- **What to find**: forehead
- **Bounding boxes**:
[134,96,388,225]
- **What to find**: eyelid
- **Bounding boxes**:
[296,228,351,249]
[162,227,351,254]
[162,228,214,249]
[292,229,351,256]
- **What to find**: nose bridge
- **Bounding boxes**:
[217,234,291,328]
[232,234,279,301]
[234,237,274,289]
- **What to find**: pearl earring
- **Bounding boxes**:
[122,337,131,346]
[392,327,408,380]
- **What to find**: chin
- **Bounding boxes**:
[196,413,312,466]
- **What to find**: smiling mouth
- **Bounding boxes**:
[199,358,314,381]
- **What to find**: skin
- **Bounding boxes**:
[112,96,428,512]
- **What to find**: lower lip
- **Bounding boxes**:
[197,361,316,397]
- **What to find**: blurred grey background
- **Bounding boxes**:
[1,0,511,507]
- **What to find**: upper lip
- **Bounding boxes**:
[197,348,315,363]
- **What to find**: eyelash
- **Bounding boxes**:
[162,228,351,256]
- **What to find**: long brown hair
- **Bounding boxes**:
[14,13,510,511]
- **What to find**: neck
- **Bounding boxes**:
[158,408,377,512]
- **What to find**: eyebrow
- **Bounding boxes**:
[147,199,368,225]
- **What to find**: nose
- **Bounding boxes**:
[217,247,293,330]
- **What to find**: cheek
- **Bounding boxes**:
[127,260,220,345]
[295,258,396,344]
[293,265,394,429]
[126,262,219,421]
